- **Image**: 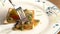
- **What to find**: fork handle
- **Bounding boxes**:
[9,0,15,6]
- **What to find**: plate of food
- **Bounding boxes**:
[0,0,49,34]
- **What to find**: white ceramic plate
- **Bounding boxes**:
[0,0,49,34]
[0,0,60,34]
[10,0,60,34]
[41,1,60,34]
[33,0,60,34]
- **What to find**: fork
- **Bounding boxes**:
[9,0,29,24]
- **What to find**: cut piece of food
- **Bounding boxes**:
[12,9,40,31]
[8,8,20,20]
[13,9,35,30]
[33,20,40,26]
[4,8,20,24]
[4,8,40,31]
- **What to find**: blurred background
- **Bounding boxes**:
[49,0,60,9]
